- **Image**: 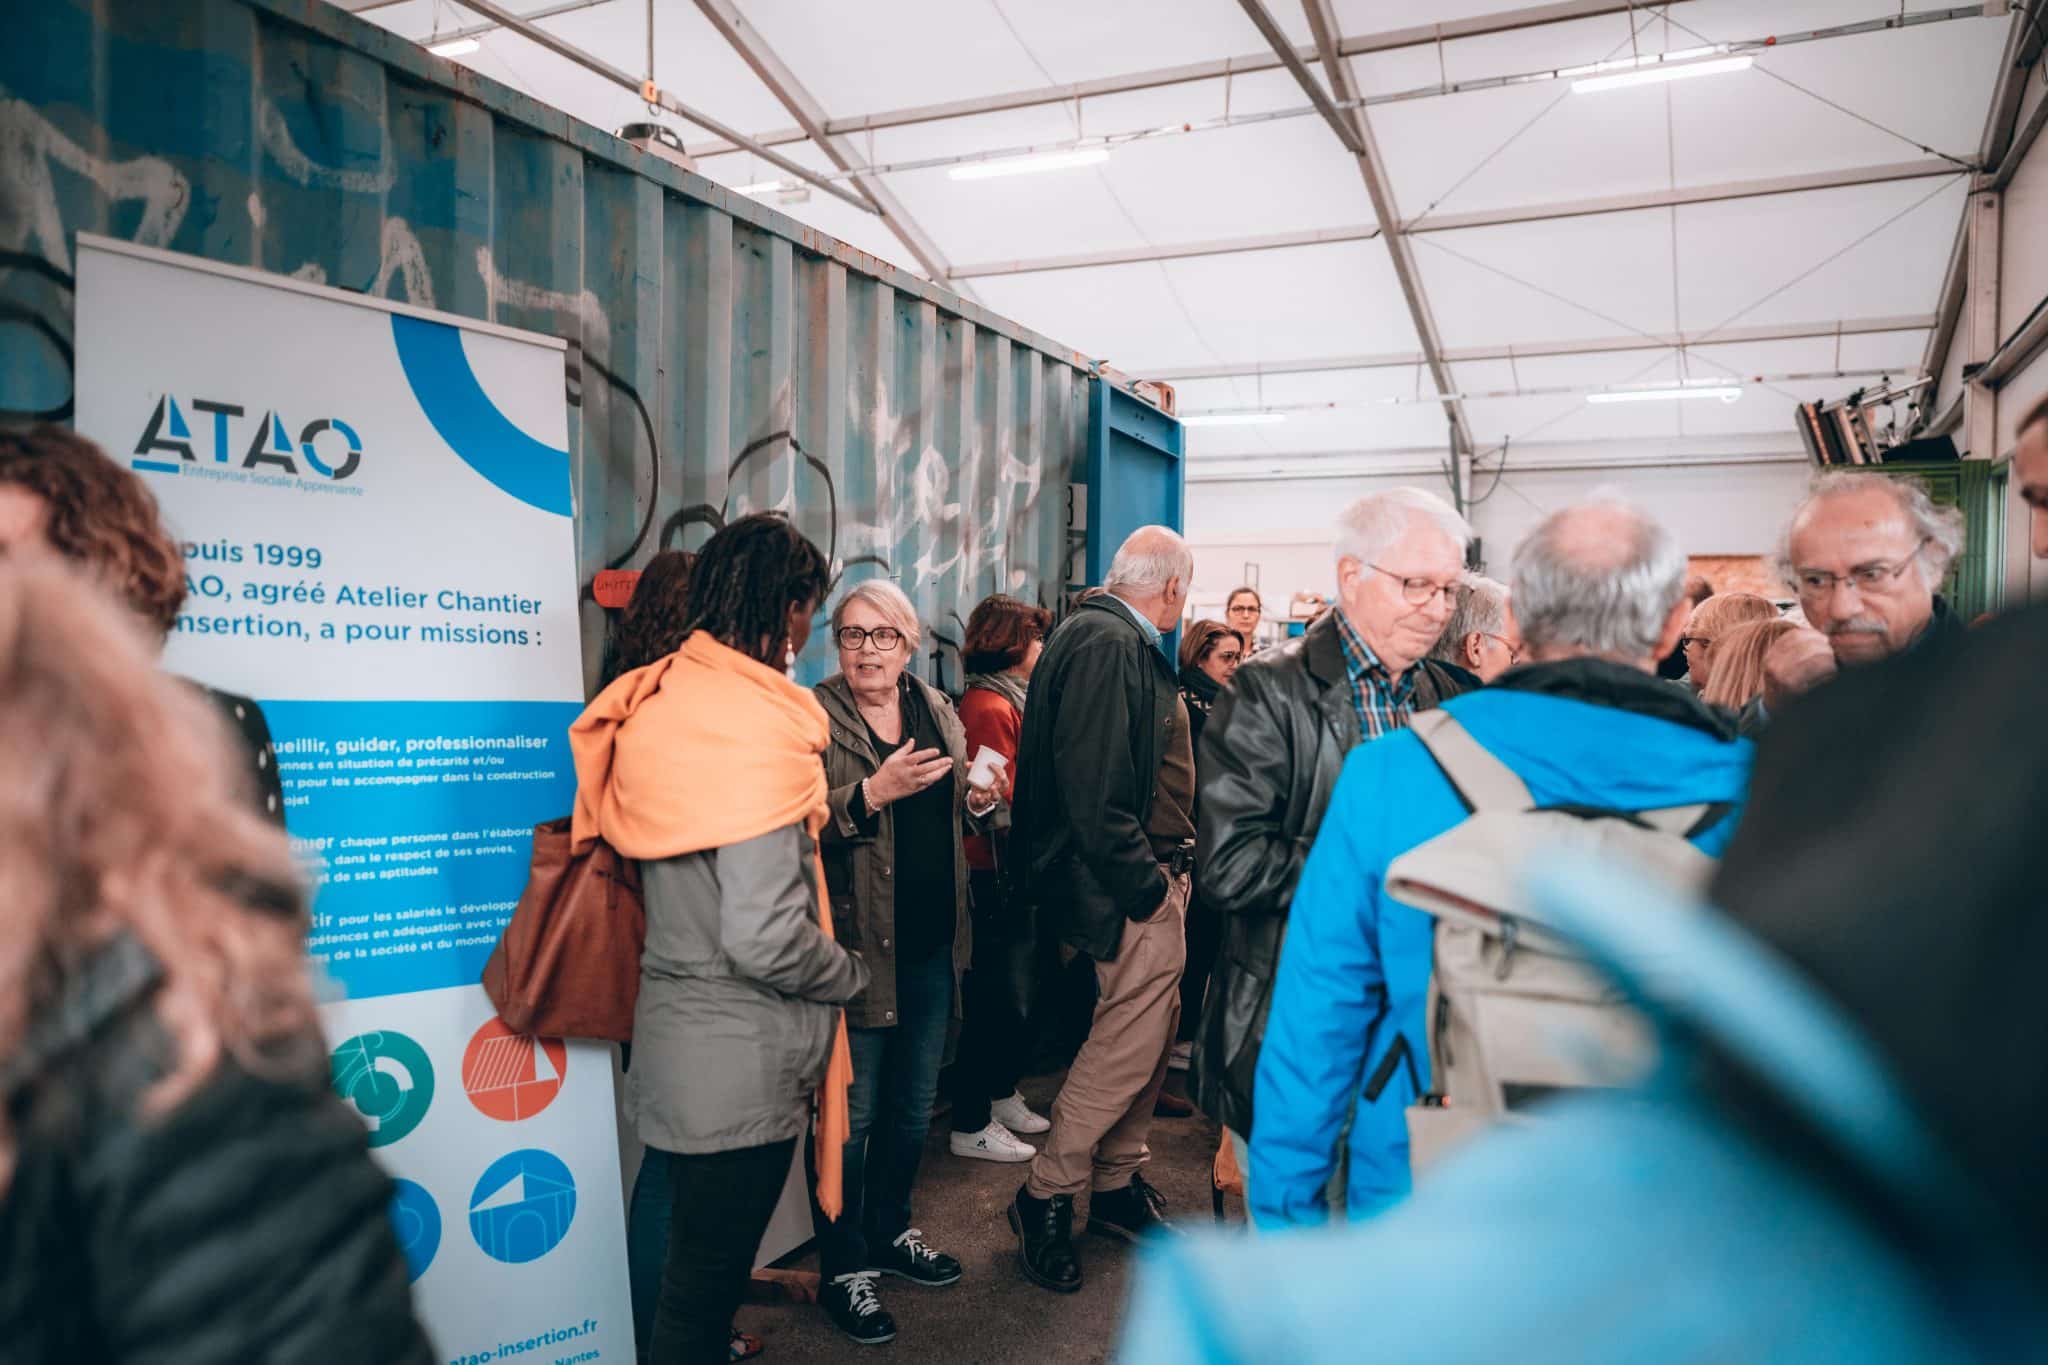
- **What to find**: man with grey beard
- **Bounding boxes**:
[1759,472,1966,718]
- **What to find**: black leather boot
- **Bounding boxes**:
[1087,1172,1175,1243]
[1007,1185,1082,1293]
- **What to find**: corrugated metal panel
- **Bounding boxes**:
[1,0,1099,689]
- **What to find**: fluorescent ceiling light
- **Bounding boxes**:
[1183,411,1288,427]
[949,148,1110,181]
[733,180,786,196]
[1572,54,1753,93]
[1587,384,1744,405]
[428,37,480,57]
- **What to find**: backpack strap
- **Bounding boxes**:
[1637,801,1734,839]
[1407,711,1533,813]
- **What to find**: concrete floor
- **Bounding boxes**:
[738,1069,1230,1364]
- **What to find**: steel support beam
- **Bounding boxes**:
[689,0,958,286]
[681,0,1697,160]
[948,160,1961,280]
[1141,315,1937,382]
[1922,211,1971,393]
[1979,5,2047,170]
[411,0,618,46]
[1235,0,1474,453]
[447,0,875,214]
[1964,190,2002,459]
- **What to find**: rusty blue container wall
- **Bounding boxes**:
[1,0,1098,692]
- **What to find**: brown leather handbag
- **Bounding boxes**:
[481,817,644,1041]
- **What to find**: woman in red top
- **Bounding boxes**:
[947,594,1055,1162]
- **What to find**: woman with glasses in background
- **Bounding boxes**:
[1679,592,1777,693]
[808,580,999,1348]
[1225,587,1264,654]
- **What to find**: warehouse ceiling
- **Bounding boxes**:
[344,0,2014,477]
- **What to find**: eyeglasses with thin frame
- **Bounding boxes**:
[1226,602,1260,616]
[1479,632,1520,664]
[1212,647,1244,665]
[836,625,904,652]
[1679,634,1711,651]
[1366,562,1460,608]
[1792,537,1930,600]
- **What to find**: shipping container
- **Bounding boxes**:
[0,0,1154,689]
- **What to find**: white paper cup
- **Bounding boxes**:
[967,745,1008,790]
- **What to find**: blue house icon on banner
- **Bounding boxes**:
[469,1149,577,1264]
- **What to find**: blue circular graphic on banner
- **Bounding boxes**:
[469,1149,577,1264]
[388,1179,441,1282]
[330,1030,435,1148]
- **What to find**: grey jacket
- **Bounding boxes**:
[631,824,869,1155]
[816,673,979,1030]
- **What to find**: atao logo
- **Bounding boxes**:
[131,393,363,481]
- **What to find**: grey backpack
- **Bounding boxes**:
[1383,710,1732,1175]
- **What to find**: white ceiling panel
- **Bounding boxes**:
[1156,241,1424,367]
[722,1,1048,115]
[976,0,1274,84]
[1674,176,1968,333]
[1465,389,1684,447]
[1414,210,1679,347]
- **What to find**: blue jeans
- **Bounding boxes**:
[809,944,954,1278]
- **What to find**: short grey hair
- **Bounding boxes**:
[1429,574,1509,665]
[1774,471,1964,590]
[1511,499,1686,658]
[1333,487,1472,570]
[1104,526,1194,596]
[831,577,921,648]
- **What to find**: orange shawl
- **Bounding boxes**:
[569,630,854,1218]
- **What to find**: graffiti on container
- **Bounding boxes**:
[0,84,1059,630]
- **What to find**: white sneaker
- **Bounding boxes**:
[950,1121,1036,1163]
[1167,1041,1193,1072]
[991,1091,1051,1135]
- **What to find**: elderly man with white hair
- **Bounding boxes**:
[1759,472,1967,720]
[1007,525,1197,1293]
[1429,573,1520,682]
[1191,488,1479,1201]
[1250,498,1755,1227]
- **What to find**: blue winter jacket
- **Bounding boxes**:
[1249,663,1754,1226]
[1122,857,2044,1364]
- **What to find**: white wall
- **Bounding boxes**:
[1186,452,1814,616]
[1997,86,2048,603]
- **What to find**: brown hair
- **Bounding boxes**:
[963,594,1052,675]
[0,554,318,1189]
[1701,617,1800,710]
[612,550,695,677]
[1178,619,1245,672]
[1683,574,1715,608]
[0,425,186,635]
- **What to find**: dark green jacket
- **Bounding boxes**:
[816,672,977,1030]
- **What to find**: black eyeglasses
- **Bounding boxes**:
[1366,563,1460,608]
[836,626,904,652]
[1792,537,1931,600]
[1679,635,1710,650]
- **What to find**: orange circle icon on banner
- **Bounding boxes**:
[462,1019,568,1122]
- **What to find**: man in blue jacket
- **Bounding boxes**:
[1250,498,1754,1226]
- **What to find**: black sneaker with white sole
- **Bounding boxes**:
[871,1228,962,1287]
[821,1272,897,1346]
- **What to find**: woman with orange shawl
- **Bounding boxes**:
[572,514,868,1365]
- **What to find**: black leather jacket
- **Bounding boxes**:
[1011,598,1181,962]
[1189,611,1473,1136]
[0,933,433,1363]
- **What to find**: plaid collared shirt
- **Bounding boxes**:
[1333,608,1420,743]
